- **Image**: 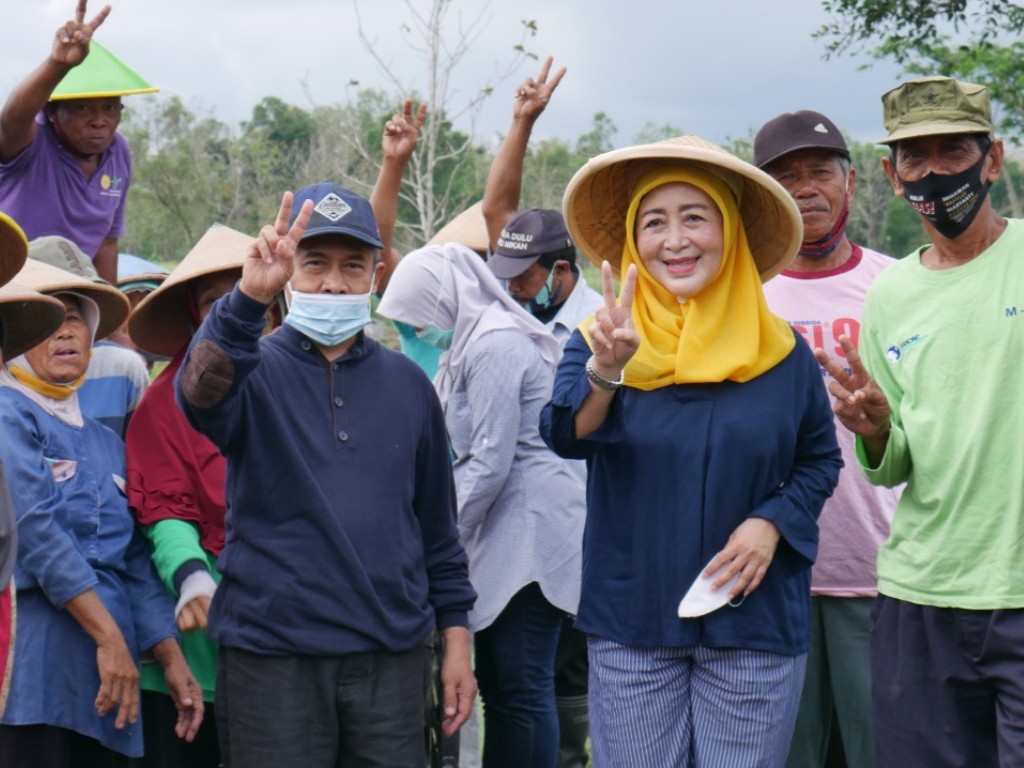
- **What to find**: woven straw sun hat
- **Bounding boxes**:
[0,211,28,287]
[428,201,489,253]
[562,134,803,282]
[15,256,129,341]
[129,224,252,358]
[0,281,66,360]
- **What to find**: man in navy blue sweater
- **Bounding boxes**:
[176,184,477,767]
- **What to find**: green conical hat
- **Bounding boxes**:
[50,41,157,101]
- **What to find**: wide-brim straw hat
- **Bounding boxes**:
[562,135,803,282]
[0,282,66,360]
[428,201,489,253]
[0,212,28,287]
[129,224,251,357]
[15,259,128,341]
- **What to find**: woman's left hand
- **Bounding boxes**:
[705,518,780,600]
[151,638,205,742]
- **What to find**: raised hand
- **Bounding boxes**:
[512,56,566,123]
[381,99,427,164]
[588,261,639,377]
[240,191,313,305]
[814,335,891,440]
[52,1,110,68]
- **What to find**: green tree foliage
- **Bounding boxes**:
[575,112,618,156]
[816,0,1024,60]
[120,96,245,262]
[818,1,1024,142]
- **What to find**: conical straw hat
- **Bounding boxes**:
[0,212,28,288]
[562,135,803,282]
[0,282,66,360]
[129,224,252,357]
[13,258,128,341]
[50,41,158,100]
[429,201,489,253]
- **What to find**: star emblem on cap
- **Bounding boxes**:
[923,91,939,105]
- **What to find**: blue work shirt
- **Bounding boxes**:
[0,387,176,757]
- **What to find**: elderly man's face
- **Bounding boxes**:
[889,135,987,182]
[765,149,854,244]
[49,97,123,158]
[23,295,92,384]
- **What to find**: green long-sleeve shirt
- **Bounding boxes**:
[140,519,220,701]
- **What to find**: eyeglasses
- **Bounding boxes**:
[58,102,125,120]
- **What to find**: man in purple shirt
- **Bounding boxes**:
[0,2,144,284]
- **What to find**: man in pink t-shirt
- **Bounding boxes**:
[755,110,900,768]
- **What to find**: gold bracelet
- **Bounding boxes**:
[585,355,624,391]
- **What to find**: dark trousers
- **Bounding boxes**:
[0,723,129,768]
[475,582,563,768]
[872,595,1024,768]
[129,690,221,768]
[554,616,588,697]
[217,644,431,768]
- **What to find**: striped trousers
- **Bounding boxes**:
[588,637,806,768]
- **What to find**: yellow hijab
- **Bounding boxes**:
[581,166,794,390]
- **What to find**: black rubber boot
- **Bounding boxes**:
[557,694,590,768]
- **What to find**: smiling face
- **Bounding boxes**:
[22,295,92,384]
[633,182,724,298]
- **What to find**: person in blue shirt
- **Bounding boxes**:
[541,135,841,768]
[0,257,202,767]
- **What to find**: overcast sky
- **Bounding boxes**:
[3,0,912,151]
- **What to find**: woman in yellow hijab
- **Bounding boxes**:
[541,136,842,768]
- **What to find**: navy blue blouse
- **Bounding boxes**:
[541,330,842,655]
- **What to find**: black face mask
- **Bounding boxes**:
[897,149,991,240]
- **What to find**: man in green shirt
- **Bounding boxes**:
[818,77,1024,767]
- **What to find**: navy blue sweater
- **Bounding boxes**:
[541,330,841,655]
[176,286,475,655]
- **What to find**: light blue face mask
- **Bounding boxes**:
[415,324,454,350]
[285,288,372,347]
[527,267,563,315]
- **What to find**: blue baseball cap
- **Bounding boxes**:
[290,182,384,249]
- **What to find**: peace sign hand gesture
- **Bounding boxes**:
[52,1,110,68]
[815,335,892,454]
[588,262,639,379]
[512,56,566,124]
[381,99,427,164]
[240,192,314,305]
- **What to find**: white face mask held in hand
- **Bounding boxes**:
[677,558,745,618]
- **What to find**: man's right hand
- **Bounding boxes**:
[240,192,313,305]
[815,335,892,465]
[52,1,111,68]
[512,56,566,124]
